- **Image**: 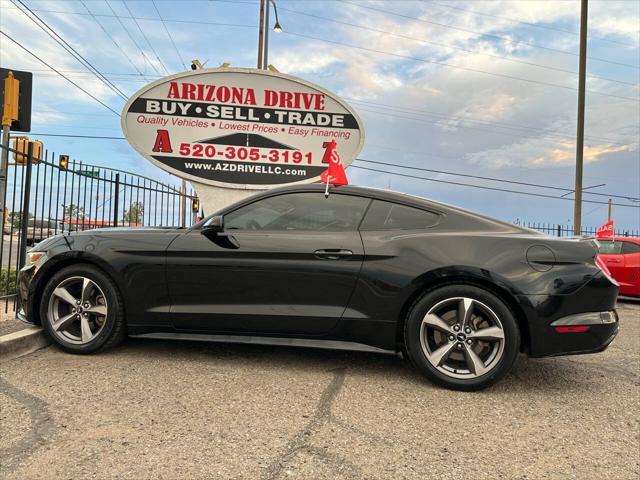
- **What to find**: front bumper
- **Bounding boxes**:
[518,272,620,358]
[16,264,38,325]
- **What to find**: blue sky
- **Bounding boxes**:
[1,0,639,229]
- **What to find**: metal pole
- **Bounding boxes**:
[257,0,265,69]
[263,0,270,69]
[18,142,33,268]
[573,0,588,235]
[181,179,186,228]
[607,198,612,221]
[0,125,10,223]
[113,173,120,227]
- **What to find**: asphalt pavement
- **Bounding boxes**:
[1,301,638,479]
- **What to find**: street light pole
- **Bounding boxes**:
[257,0,265,69]
[263,0,282,70]
[573,0,588,235]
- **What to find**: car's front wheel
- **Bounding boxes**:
[404,285,520,391]
[40,264,126,354]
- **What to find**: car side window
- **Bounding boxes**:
[224,193,370,232]
[360,200,440,230]
[597,241,622,254]
[621,242,640,254]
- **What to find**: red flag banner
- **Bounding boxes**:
[596,220,614,239]
[320,139,348,187]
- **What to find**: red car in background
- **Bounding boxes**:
[597,237,640,297]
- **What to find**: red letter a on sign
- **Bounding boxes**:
[152,129,173,153]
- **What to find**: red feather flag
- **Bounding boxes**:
[596,220,614,239]
[320,140,348,196]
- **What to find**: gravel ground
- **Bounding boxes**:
[0,299,24,336]
[1,301,638,480]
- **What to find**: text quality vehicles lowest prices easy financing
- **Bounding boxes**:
[17,185,619,390]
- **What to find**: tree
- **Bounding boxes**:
[63,204,86,222]
[8,211,33,230]
[124,201,144,225]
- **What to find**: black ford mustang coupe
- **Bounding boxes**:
[17,184,619,390]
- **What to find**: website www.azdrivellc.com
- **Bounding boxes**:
[183,161,307,176]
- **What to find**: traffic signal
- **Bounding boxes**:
[192,198,199,213]
[59,154,69,170]
[12,136,42,164]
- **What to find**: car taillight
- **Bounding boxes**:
[595,255,618,286]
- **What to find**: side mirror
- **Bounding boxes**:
[202,215,224,234]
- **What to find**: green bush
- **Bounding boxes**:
[0,267,18,297]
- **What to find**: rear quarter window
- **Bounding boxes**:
[621,242,640,254]
[360,200,440,230]
[597,241,622,254]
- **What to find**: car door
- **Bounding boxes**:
[165,191,371,335]
[619,241,640,295]
[598,241,625,283]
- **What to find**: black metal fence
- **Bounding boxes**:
[518,221,639,238]
[1,141,197,309]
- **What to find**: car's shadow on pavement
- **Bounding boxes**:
[108,337,620,394]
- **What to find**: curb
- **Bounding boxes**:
[0,327,50,361]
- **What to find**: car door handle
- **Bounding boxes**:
[606,258,622,263]
[314,249,354,260]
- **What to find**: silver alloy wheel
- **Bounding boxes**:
[419,297,505,379]
[47,276,108,345]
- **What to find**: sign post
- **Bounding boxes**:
[121,68,364,213]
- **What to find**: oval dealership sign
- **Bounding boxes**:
[121,68,364,189]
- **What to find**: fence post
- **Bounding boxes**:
[113,173,120,227]
[18,142,34,268]
[557,225,561,237]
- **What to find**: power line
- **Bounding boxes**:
[104,0,164,76]
[360,142,640,190]
[349,165,638,208]
[78,0,147,78]
[427,0,637,48]
[21,129,638,204]
[151,0,187,70]
[29,133,125,139]
[9,0,128,101]
[345,1,640,70]
[27,67,635,147]
[348,99,634,147]
[8,3,634,98]
[0,31,121,116]
[353,158,640,201]
[282,31,639,103]
[0,5,256,29]
[278,6,637,87]
[121,0,170,75]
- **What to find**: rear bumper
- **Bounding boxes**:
[517,272,619,358]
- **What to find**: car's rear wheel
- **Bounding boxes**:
[404,285,520,391]
[40,265,125,354]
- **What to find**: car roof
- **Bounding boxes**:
[262,183,454,212]
[223,183,526,231]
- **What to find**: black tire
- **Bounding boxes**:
[40,264,126,354]
[404,284,520,391]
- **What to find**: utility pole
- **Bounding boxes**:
[573,0,588,235]
[607,198,612,222]
[257,0,265,69]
